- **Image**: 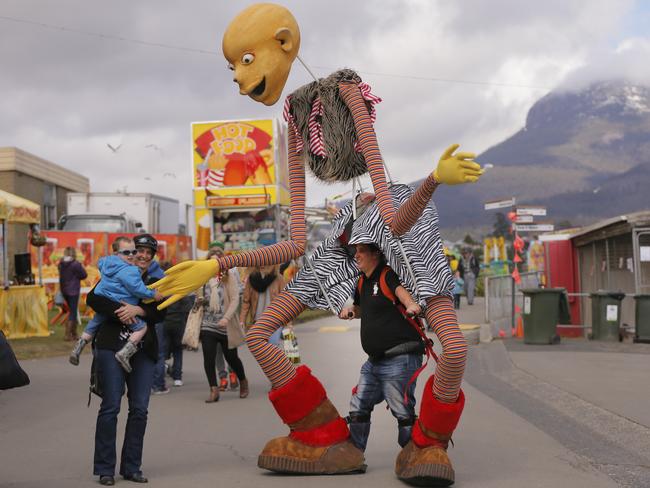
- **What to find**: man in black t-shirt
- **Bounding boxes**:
[339,243,423,452]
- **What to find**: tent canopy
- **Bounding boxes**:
[0,190,40,224]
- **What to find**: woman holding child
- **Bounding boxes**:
[85,234,166,486]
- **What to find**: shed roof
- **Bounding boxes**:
[0,147,89,192]
[571,210,650,247]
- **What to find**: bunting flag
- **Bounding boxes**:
[511,266,521,284]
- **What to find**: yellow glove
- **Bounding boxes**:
[148,259,221,310]
[433,144,483,185]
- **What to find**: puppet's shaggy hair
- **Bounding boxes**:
[289,69,373,183]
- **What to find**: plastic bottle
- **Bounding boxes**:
[281,327,300,364]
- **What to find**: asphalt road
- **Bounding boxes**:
[0,304,638,487]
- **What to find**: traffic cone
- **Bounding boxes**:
[514,315,524,338]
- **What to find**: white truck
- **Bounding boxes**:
[59,192,180,234]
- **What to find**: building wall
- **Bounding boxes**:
[0,148,89,280]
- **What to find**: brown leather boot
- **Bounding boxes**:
[63,321,74,342]
[239,378,249,398]
[205,386,220,403]
[395,376,465,487]
[69,321,79,341]
[257,365,366,475]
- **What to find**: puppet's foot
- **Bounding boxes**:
[395,376,465,486]
[258,365,366,475]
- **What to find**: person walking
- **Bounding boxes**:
[208,241,240,391]
[198,247,248,403]
[86,236,166,485]
[58,246,88,341]
[459,248,480,306]
[159,261,193,387]
[239,264,288,348]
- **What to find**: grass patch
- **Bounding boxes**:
[8,312,89,361]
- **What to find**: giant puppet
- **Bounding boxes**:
[153,4,483,486]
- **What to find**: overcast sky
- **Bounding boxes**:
[1,0,649,221]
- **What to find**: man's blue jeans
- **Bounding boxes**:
[93,348,155,477]
[348,353,422,451]
[152,323,166,391]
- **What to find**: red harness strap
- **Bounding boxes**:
[357,266,438,405]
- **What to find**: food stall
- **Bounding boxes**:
[0,190,48,338]
[28,231,192,322]
[191,119,290,257]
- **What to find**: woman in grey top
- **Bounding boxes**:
[197,248,248,403]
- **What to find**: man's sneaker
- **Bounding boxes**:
[219,377,228,391]
[173,379,183,387]
[152,387,170,395]
[229,372,239,390]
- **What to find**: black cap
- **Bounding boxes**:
[133,234,158,252]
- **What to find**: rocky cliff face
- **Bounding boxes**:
[418,80,650,229]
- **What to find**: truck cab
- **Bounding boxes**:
[57,214,142,233]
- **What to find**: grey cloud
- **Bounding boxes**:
[0,0,645,210]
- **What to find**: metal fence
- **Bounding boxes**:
[484,271,542,338]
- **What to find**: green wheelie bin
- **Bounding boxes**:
[633,294,650,343]
[521,288,567,345]
[589,291,625,341]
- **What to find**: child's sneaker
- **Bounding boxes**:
[229,371,239,390]
[114,342,138,373]
[69,338,88,366]
[219,377,228,391]
[173,379,183,387]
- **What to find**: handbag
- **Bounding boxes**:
[0,330,30,390]
[226,317,246,349]
[54,290,65,306]
[182,304,204,350]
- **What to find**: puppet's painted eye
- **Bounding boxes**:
[227,63,234,71]
[241,53,255,65]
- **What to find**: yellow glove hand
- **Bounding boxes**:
[148,259,221,310]
[433,144,484,185]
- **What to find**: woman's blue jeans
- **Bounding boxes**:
[93,348,154,477]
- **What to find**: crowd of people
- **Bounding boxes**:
[445,248,480,309]
[55,227,486,486]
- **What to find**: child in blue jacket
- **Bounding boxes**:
[452,271,464,310]
[69,245,163,372]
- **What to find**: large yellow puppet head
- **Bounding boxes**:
[222,3,301,106]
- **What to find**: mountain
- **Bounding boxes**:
[419,80,650,230]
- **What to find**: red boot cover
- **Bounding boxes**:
[412,375,465,448]
[268,365,327,425]
[289,417,350,447]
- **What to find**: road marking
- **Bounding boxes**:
[459,324,481,331]
[318,326,350,333]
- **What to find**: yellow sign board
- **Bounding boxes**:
[192,119,287,189]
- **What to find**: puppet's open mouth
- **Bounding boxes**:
[251,77,266,97]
